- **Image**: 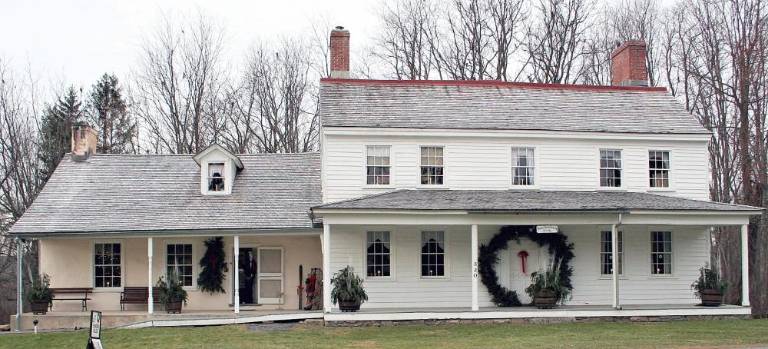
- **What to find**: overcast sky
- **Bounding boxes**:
[0,0,379,89]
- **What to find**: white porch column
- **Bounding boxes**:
[471,224,479,311]
[15,238,22,332]
[234,235,240,314]
[741,224,750,307]
[147,237,154,314]
[611,224,620,309]
[322,224,332,313]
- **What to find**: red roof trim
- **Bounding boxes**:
[320,78,667,93]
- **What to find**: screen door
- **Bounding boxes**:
[257,247,284,304]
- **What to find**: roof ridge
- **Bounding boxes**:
[320,78,668,93]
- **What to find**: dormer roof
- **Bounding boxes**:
[193,144,244,170]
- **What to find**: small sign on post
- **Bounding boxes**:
[87,310,103,349]
[536,225,559,234]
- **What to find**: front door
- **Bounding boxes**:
[238,248,257,305]
[257,247,284,304]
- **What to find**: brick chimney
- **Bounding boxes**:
[330,26,350,78]
[71,124,97,161]
[611,40,648,87]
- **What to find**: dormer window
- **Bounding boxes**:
[208,163,225,192]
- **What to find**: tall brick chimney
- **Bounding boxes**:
[330,26,350,78]
[71,123,97,161]
[611,40,648,87]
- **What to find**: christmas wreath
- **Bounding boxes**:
[197,237,229,294]
[478,225,574,307]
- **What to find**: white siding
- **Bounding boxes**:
[329,224,710,309]
[322,133,709,203]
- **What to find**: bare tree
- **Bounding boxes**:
[373,0,440,80]
[133,13,225,154]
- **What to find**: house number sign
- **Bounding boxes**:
[536,225,559,234]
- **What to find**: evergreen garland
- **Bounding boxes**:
[478,225,574,307]
[197,237,228,294]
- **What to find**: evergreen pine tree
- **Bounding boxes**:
[86,74,137,154]
[39,86,83,181]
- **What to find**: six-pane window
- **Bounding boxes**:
[420,146,444,185]
[366,146,391,185]
[599,149,623,187]
[167,244,193,286]
[651,231,672,275]
[511,147,535,186]
[421,231,445,277]
[208,163,225,192]
[366,231,391,277]
[649,150,670,188]
[600,231,623,275]
[94,243,121,288]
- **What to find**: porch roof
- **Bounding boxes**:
[312,189,762,214]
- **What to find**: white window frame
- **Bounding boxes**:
[364,231,393,279]
[650,231,673,276]
[364,145,392,186]
[165,241,195,289]
[419,145,445,186]
[511,146,537,187]
[598,148,623,189]
[420,231,447,278]
[599,230,623,277]
[648,150,672,190]
[92,240,124,291]
[206,162,227,194]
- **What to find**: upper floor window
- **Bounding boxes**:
[94,243,121,288]
[511,147,535,186]
[366,145,391,185]
[599,149,622,187]
[366,231,391,277]
[420,146,444,185]
[649,150,670,188]
[166,243,193,287]
[421,231,445,277]
[208,163,225,192]
[651,231,672,275]
[600,231,623,275]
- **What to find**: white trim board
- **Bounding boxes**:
[324,307,751,322]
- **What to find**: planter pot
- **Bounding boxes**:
[166,301,183,314]
[338,300,361,312]
[30,301,49,315]
[533,289,558,309]
[699,289,723,307]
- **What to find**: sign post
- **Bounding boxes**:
[87,310,103,349]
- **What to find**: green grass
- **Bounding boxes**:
[2,319,767,349]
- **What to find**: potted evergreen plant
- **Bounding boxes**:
[28,274,53,314]
[157,272,188,314]
[525,260,570,309]
[691,264,727,307]
[330,266,368,312]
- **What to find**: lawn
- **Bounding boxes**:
[1,319,767,349]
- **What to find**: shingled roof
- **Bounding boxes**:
[313,189,760,213]
[10,152,321,236]
[319,79,708,135]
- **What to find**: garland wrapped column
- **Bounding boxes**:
[478,225,574,307]
[197,237,229,294]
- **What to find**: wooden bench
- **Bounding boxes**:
[51,288,92,312]
[120,287,161,311]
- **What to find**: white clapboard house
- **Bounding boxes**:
[9,27,760,330]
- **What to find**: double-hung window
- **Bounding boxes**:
[167,243,193,286]
[600,149,622,187]
[600,231,623,275]
[651,231,672,275]
[421,231,445,277]
[94,243,121,288]
[420,146,444,185]
[511,147,535,186]
[207,163,225,192]
[366,231,391,277]
[649,150,670,188]
[366,145,391,185]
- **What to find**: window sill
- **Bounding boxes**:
[93,287,123,293]
[598,276,628,281]
[417,185,449,190]
[647,275,677,280]
[419,276,449,280]
[510,185,539,190]
[364,276,395,282]
[203,191,230,196]
[596,187,627,192]
[647,188,675,193]
[362,185,397,190]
